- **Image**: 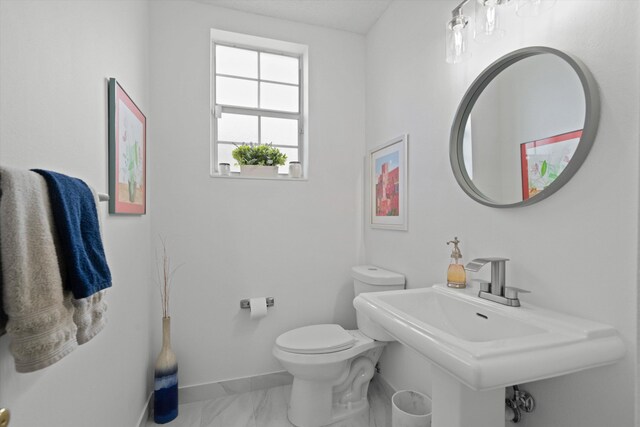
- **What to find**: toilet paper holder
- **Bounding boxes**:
[240,297,275,309]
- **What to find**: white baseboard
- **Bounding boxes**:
[136,370,293,425]
[374,372,397,399]
[136,392,152,427]
[179,370,292,404]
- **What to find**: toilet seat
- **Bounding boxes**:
[275,324,356,354]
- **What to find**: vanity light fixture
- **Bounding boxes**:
[445,0,556,64]
[475,0,509,43]
[445,3,470,64]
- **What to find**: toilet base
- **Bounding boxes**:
[288,380,371,427]
[274,329,386,427]
[325,399,370,427]
[286,345,383,427]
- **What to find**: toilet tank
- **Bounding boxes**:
[352,266,405,341]
[352,265,405,296]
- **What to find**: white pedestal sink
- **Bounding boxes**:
[431,365,504,427]
[354,285,625,427]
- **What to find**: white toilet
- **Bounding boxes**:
[273,265,405,427]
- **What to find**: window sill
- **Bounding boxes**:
[209,172,307,181]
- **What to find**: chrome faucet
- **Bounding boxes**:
[465,258,530,307]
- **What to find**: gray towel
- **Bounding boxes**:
[67,187,108,345]
[72,289,108,345]
[0,168,110,369]
[0,167,78,372]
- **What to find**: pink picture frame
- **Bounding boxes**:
[520,130,582,201]
[108,78,146,215]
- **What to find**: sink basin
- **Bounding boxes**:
[354,285,625,391]
[378,289,546,342]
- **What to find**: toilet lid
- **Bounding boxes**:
[276,324,356,354]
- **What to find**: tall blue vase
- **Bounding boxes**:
[154,317,178,424]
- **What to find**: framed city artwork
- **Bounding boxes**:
[108,78,146,215]
[369,135,408,230]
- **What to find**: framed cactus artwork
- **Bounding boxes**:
[108,78,146,214]
[520,130,582,201]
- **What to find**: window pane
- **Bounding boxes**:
[218,143,241,172]
[261,117,298,147]
[260,52,299,84]
[218,113,258,143]
[216,76,258,108]
[216,45,258,79]
[278,147,299,175]
[260,82,299,112]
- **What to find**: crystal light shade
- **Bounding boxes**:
[475,0,507,43]
[446,14,470,64]
[445,0,556,64]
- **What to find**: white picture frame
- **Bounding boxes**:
[369,134,408,230]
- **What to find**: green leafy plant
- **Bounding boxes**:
[123,140,141,202]
[124,140,140,184]
[232,142,287,167]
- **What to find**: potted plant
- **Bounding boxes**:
[232,142,287,177]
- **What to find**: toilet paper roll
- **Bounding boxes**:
[249,297,268,320]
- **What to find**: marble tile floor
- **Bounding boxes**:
[147,377,393,427]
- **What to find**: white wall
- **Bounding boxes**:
[0,1,153,426]
[365,1,638,426]
[637,5,640,420]
[2,1,636,425]
[149,1,366,386]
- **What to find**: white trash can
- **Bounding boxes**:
[392,390,432,427]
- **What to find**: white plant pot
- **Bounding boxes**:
[240,165,279,177]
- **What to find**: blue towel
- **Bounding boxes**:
[32,170,112,299]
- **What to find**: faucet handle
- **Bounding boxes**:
[504,287,531,300]
[473,279,491,293]
[465,257,509,272]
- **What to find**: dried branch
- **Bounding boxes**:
[156,236,182,318]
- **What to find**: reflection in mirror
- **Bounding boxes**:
[463,54,584,204]
[451,47,599,207]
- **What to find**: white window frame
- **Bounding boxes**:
[210,29,308,180]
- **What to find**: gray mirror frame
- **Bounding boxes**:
[450,46,600,208]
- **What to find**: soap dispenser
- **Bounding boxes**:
[446,237,466,288]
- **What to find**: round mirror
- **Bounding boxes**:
[450,46,600,208]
